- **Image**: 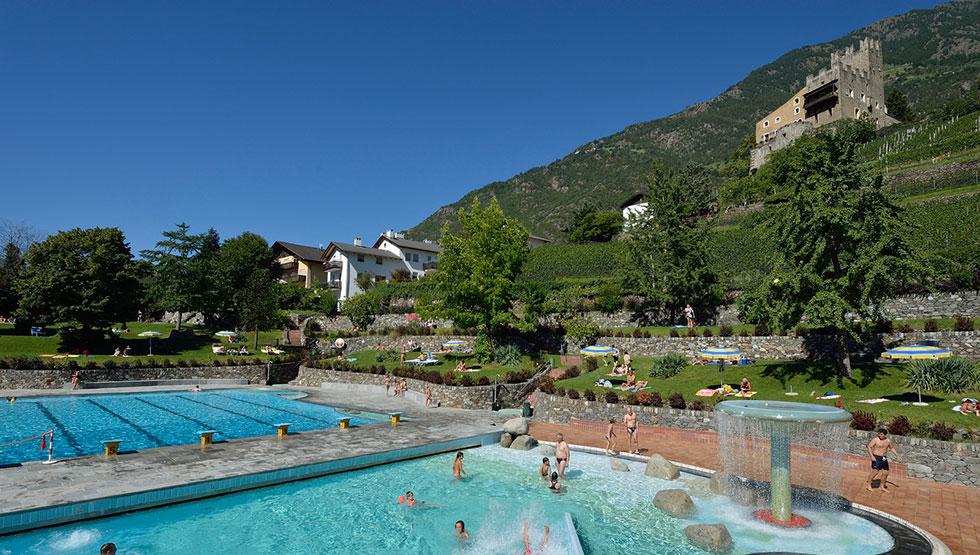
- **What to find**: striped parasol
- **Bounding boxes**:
[580,345,617,357]
[442,340,467,350]
[698,347,743,361]
[881,345,952,360]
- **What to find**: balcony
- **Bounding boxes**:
[422,261,438,271]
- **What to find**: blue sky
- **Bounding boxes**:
[0,1,939,253]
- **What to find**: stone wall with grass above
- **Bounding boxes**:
[531,392,980,486]
[0,362,300,390]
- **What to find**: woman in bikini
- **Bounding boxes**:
[740,378,752,395]
[452,451,466,479]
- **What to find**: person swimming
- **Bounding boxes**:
[547,471,561,492]
[455,520,470,540]
[522,521,550,554]
[398,491,417,506]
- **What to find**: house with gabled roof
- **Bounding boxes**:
[372,232,442,277]
[322,237,408,301]
[272,240,327,288]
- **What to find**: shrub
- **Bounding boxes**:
[651,353,687,379]
[923,319,939,332]
[583,389,596,402]
[718,324,733,337]
[887,415,912,436]
[631,328,643,338]
[477,376,490,386]
[954,317,975,332]
[642,330,652,338]
[101,360,116,370]
[929,422,956,441]
[564,316,599,347]
[625,393,639,405]
[850,411,877,431]
[459,375,473,387]
[604,391,619,404]
[494,344,523,366]
[668,392,686,409]
[648,391,663,407]
[538,376,555,394]
[636,392,652,406]
[686,328,697,338]
[505,370,532,384]
[702,328,713,338]
[567,389,580,400]
[794,325,809,337]
[376,350,401,363]
[159,358,172,368]
[584,357,598,372]
[669,329,679,338]
[931,357,980,394]
[441,372,455,386]
[753,322,770,336]
[304,319,322,336]
[688,399,705,411]
[896,322,914,333]
[554,387,566,397]
[562,366,581,379]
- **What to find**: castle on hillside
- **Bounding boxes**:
[750,38,897,170]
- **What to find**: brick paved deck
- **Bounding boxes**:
[530,421,980,555]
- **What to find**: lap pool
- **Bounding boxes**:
[0,445,896,554]
[0,389,377,465]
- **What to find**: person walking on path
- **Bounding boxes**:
[624,406,639,454]
[865,428,900,493]
[684,304,696,329]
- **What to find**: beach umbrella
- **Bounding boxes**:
[215,330,238,338]
[580,345,617,357]
[698,347,743,361]
[138,330,161,356]
[880,345,952,360]
[442,340,466,350]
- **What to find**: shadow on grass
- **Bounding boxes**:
[882,391,946,403]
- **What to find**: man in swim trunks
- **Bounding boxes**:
[522,521,550,554]
[555,433,570,478]
[624,406,639,454]
[866,428,900,493]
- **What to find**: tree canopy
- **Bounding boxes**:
[432,197,529,338]
[16,228,140,331]
[738,130,925,374]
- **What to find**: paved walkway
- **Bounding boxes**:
[530,421,980,555]
[0,386,507,529]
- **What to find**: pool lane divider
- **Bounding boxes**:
[211,392,346,427]
[174,394,279,427]
[33,403,83,455]
[132,397,217,432]
[84,399,165,447]
[0,431,502,536]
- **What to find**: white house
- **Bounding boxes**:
[322,232,443,301]
[620,193,648,227]
[372,232,442,278]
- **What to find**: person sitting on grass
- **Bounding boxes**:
[625,368,636,388]
[417,352,427,362]
[740,378,752,395]
[455,361,466,373]
[113,346,123,357]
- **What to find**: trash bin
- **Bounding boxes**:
[521,401,532,418]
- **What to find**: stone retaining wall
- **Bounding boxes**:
[0,363,300,390]
[533,392,980,487]
[318,331,980,361]
[291,366,540,410]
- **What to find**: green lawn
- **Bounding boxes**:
[555,357,980,431]
[343,349,550,381]
[601,317,977,337]
[0,323,289,363]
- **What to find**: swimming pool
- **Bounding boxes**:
[0,389,377,465]
[0,445,895,554]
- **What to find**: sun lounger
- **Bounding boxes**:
[731,391,757,398]
[816,394,840,400]
[211,344,227,355]
[856,398,889,404]
[696,388,720,397]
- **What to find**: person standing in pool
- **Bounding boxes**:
[866,428,900,493]
[425,386,432,407]
[555,433,570,478]
[624,406,639,454]
[101,543,116,555]
[384,374,392,396]
[452,451,466,479]
[539,457,551,479]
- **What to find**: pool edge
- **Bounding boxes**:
[0,431,502,536]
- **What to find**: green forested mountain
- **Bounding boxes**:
[408,0,980,240]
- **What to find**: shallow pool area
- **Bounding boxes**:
[0,445,896,554]
[0,389,377,465]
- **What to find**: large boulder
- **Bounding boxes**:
[539,444,556,456]
[510,435,539,450]
[684,524,733,554]
[653,489,695,518]
[502,417,529,436]
[644,454,680,480]
[708,471,733,496]
[499,433,514,448]
[611,459,630,472]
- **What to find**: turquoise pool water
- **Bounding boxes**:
[0,445,894,554]
[0,389,376,465]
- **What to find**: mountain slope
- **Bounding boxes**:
[408,0,980,241]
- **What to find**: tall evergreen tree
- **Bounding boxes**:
[0,242,25,318]
[738,131,925,375]
[140,223,206,330]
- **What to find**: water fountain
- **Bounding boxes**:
[715,400,852,527]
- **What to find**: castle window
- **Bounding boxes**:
[855,108,860,117]
[794,97,800,104]
[763,120,769,127]
[848,89,854,98]
[794,107,800,115]
[775,116,781,123]
[861,93,866,102]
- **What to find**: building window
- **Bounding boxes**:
[794,107,800,115]
[794,97,799,104]
[412,253,419,262]
[855,108,860,116]
[426,255,432,261]
[375,256,382,265]
[356,254,364,262]
[763,120,769,127]
[775,116,781,123]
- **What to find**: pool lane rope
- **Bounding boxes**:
[0,429,56,463]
